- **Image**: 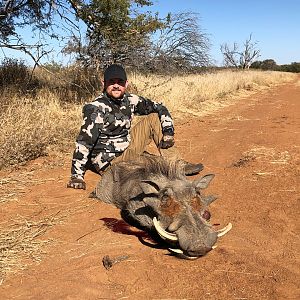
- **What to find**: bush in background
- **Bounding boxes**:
[0,58,38,91]
[36,64,102,103]
[251,59,300,73]
[0,58,102,103]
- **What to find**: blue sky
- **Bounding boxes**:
[152,0,300,65]
[1,0,299,66]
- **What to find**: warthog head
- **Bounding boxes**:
[92,155,231,259]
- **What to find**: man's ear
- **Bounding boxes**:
[125,80,129,89]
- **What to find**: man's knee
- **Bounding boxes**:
[142,113,162,138]
[145,113,160,126]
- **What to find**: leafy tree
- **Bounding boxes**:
[1,1,211,73]
[278,62,300,73]
[251,59,277,70]
[0,1,51,40]
[0,1,165,69]
[0,0,82,64]
[261,59,277,70]
[251,60,300,73]
[63,0,167,69]
[220,34,260,69]
[250,61,262,69]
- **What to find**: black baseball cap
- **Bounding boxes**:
[104,64,127,82]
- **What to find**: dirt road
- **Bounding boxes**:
[1,77,299,299]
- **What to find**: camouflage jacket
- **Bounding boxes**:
[71,92,174,180]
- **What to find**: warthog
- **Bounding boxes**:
[92,154,232,259]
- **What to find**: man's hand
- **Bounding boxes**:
[67,178,86,190]
[160,134,175,149]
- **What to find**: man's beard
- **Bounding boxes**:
[109,89,125,99]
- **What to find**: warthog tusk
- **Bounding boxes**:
[169,244,217,254]
[168,248,198,260]
[168,248,183,254]
[153,217,178,241]
[217,223,232,237]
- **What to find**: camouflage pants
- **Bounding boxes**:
[113,113,180,164]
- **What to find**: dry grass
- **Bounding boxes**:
[0,89,81,169]
[234,146,292,177]
[0,212,65,284]
[233,146,291,170]
[0,171,59,204]
[130,70,296,117]
[245,146,291,165]
[0,69,296,170]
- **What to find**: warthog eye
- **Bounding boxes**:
[161,194,170,204]
[160,187,174,204]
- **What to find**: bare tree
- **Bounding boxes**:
[149,12,211,72]
[220,34,260,69]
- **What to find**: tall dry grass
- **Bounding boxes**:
[0,90,81,169]
[0,69,296,169]
[130,69,296,116]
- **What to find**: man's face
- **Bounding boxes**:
[103,78,128,99]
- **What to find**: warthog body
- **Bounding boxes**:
[92,154,231,258]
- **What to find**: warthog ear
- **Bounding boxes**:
[193,174,215,190]
[139,180,160,195]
